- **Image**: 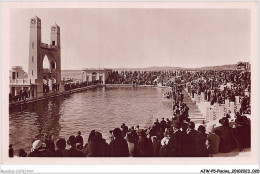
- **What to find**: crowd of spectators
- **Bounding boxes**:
[9,89,33,103]
[63,80,102,91]
[9,111,250,157]
[186,70,251,114]
[9,69,251,157]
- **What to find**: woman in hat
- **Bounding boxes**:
[28,140,51,157]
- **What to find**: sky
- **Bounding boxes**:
[9,8,250,71]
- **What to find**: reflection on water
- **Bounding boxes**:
[9,86,172,153]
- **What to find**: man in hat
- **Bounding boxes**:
[213,117,236,153]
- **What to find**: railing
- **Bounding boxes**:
[10,79,30,84]
[42,69,56,73]
[40,43,57,49]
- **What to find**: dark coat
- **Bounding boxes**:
[67,147,85,157]
[54,149,68,157]
[169,130,190,157]
[232,124,251,151]
[207,133,220,154]
[214,125,236,153]
[187,130,208,157]
[75,135,84,146]
[110,138,129,157]
[85,138,109,157]
[28,149,52,157]
[136,137,154,157]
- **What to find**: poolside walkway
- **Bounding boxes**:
[182,89,205,123]
[9,84,104,107]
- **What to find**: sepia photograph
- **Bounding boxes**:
[1,1,259,173]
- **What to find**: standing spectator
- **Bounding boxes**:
[206,125,220,155]
[9,144,14,157]
[54,138,67,157]
[109,128,129,157]
[232,116,251,151]
[126,130,138,157]
[67,135,85,157]
[75,131,84,150]
[18,149,27,157]
[187,122,208,157]
[213,117,236,153]
[136,129,154,157]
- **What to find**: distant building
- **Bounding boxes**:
[237,61,250,70]
[9,66,31,96]
[81,68,112,84]
[9,66,28,80]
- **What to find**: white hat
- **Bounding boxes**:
[32,140,43,151]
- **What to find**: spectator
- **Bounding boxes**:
[136,129,154,157]
[187,122,208,157]
[213,117,236,153]
[75,131,84,150]
[206,125,220,155]
[110,128,129,157]
[18,148,27,157]
[67,135,85,157]
[28,140,51,157]
[54,138,67,157]
[9,144,14,157]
